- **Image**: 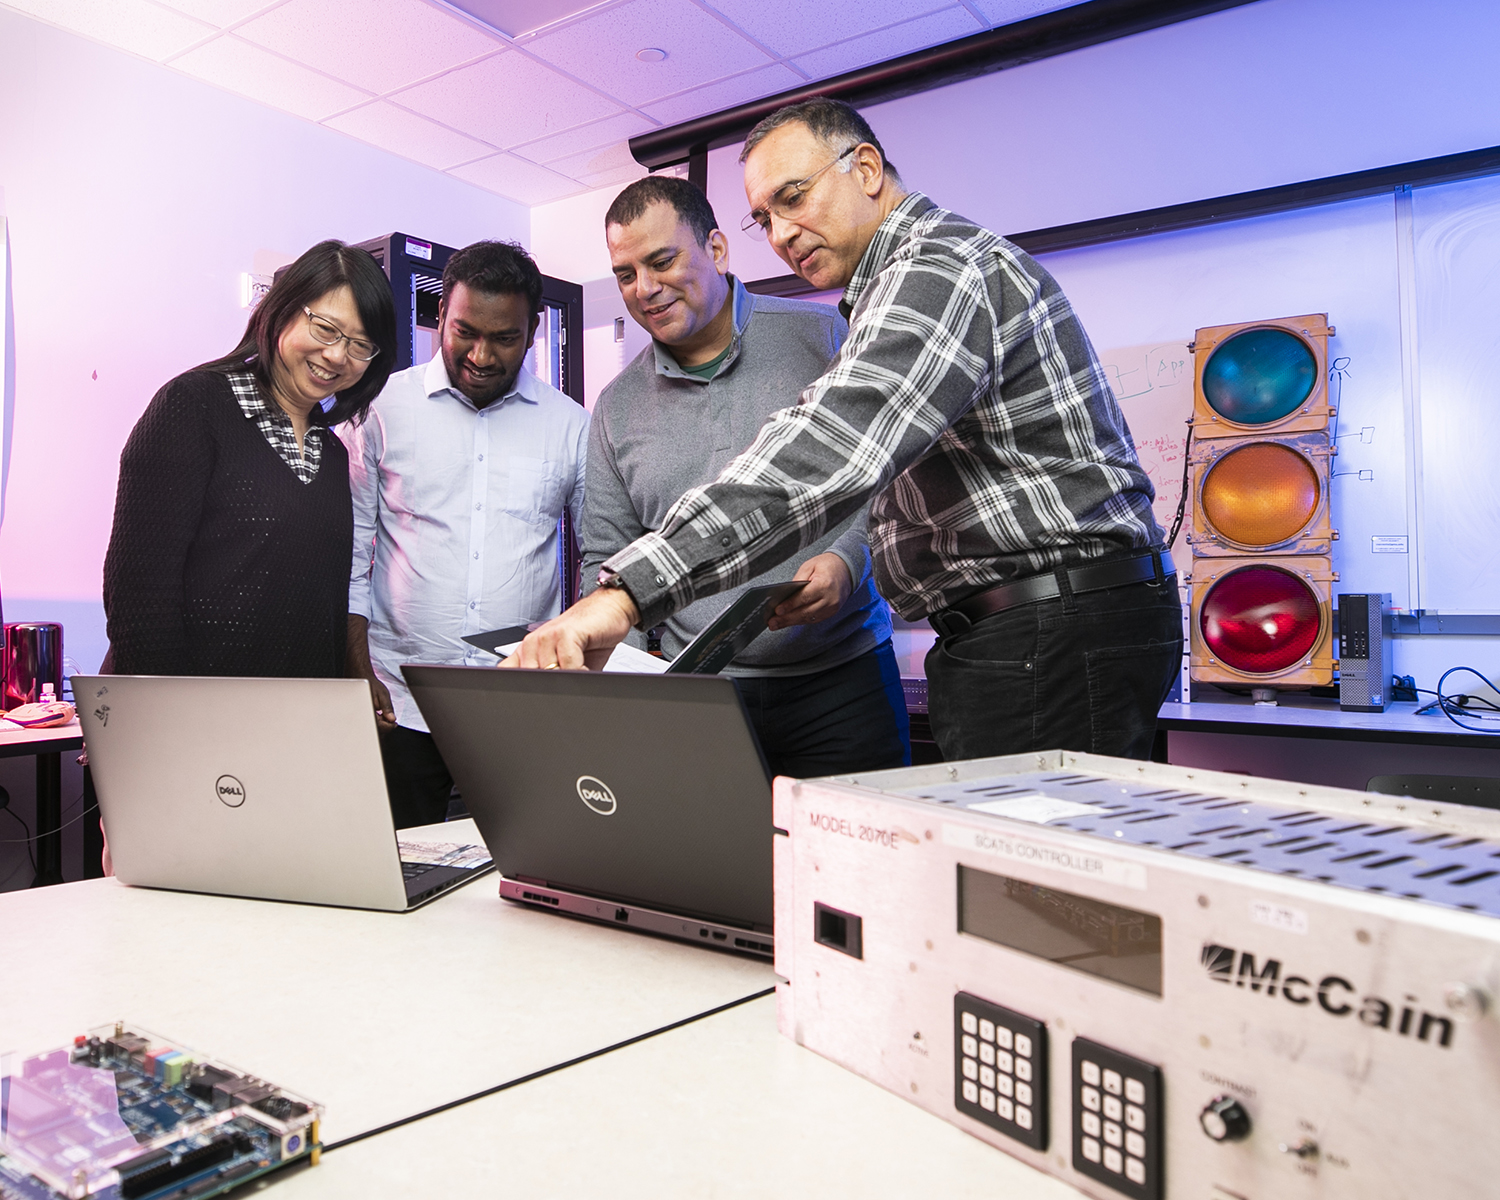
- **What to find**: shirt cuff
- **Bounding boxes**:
[347,580,373,621]
[600,533,693,630]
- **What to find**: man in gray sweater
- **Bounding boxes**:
[583,175,909,778]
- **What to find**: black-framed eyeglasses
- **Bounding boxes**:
[303,307,380,362]
[741,144,858,239]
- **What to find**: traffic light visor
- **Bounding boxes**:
[1200,565,1322,674]
[1201,328,1317,425]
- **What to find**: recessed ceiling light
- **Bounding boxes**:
[635,47,668,62]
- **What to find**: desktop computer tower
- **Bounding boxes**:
[1338,592,1392,712]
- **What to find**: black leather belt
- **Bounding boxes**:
[929,549,1176,638]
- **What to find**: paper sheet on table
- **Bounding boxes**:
[493,640,670,674]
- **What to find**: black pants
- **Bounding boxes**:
[733,641,911,779]
[925,577,1182,762]
[380,725,457,830]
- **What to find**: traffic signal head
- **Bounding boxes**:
[1190,557,1335,686]
[1191,314,1334,439]
[1189,433,1334,556]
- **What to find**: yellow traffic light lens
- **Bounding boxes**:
[1200,442,1320,548]
[1201,328,1317,425]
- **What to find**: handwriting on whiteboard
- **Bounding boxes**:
[1099,342,1195,551]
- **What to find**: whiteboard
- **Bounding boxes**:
[1413,174,1500,614]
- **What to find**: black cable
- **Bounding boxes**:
[0,792,93,844]
[1434,667,1500,732]
[1166,421,1192,550]
[0,785,38,876]
[321,986,777,1154]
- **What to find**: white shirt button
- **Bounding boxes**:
[469,601,477,609]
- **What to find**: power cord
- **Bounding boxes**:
[1419,667,1500,731]
[1166,421,1193,550]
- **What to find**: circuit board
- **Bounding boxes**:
[0,1024,321,1200]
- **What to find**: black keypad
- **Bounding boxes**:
[1071,1037,1162,1200]
[953,992,1047,1151]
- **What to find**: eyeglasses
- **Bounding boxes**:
[303,307,380,362]
[741,144,858,239]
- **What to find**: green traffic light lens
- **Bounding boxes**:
[1202,328,1317,426]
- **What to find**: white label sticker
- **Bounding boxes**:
[1250,899,1308,934]
[404,237,433,261]
[1371,535,1408,554]
[943,823,1146,889]
[967,795,1099,824]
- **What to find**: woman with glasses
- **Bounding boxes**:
[103,239,397,679]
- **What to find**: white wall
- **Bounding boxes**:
[0,9,529,671]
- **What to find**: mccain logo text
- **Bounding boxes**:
[1202,943,1453,1049]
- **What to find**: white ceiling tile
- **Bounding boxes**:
[395,51,621,148]
[793,8,983,81]
[703,0,958,59]
[324,100,496,170]
[574,160,650,191]
[968,0,1080,26]
[526,0,771,107]
[640,62,802,127]
[545,140,641,181]
[510,110,659,165]
[171,34,373,119]
[445,0,602,39]
[449,152,587,204]
[235,0,501,93]
[2,0,214,60]
[153,0,281,27]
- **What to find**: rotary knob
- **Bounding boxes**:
[1199,1095,1251,1142]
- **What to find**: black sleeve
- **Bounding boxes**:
[102,373,218,674]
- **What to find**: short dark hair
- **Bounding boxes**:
[740,97,900,183]
[605,175,720,246]
[199,239,397,427]
[442,240,544,316]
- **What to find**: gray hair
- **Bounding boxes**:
[739,97,900,184]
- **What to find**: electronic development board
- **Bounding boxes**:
[0,1024,320,1200]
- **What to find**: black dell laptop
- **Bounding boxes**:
[402,666,774,958]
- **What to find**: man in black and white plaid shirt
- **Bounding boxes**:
[508,99,1182,762]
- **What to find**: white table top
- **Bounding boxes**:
[273,994,1081,1199]
[0,820,770,1144]
[0,716,82,753]
[1159,696,1500,744]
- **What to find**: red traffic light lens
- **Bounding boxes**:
[1200,442,1321,548]
[1200,566,1322,674]
[1201,328,1317,425]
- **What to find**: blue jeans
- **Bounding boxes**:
[925,577,1182,762]
[733,641,911,779]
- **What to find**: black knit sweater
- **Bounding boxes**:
[103,370,351,677]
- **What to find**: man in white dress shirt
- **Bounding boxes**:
[345,240,589,827]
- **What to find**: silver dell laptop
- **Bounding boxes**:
[73,675,493,912]
[403,665,774,958]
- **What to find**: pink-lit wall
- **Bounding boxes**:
[0,9,529,671]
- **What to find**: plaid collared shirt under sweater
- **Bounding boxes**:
[228,371,322,483]
[603,192,1164,626]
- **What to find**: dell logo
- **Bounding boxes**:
[215,774,246,808]
[576,775,617,816]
